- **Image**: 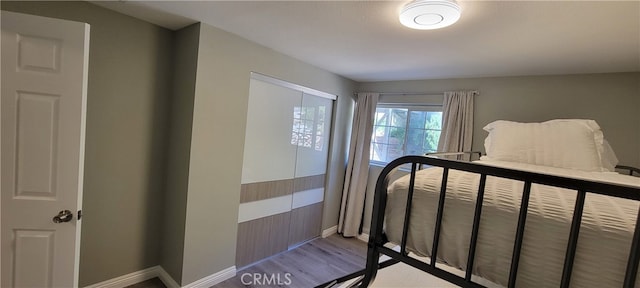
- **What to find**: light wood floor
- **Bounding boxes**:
[126,234,366,288]
[215,234,366,287]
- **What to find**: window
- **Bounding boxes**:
[370,105,443,163]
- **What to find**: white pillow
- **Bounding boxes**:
[601,140,619,172]
[482,119,614,172]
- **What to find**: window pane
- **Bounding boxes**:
[424,129,441,153]
[425,112,443,129]
[370,143,388,162]
[406,128,425,155]
[390,109,407,127]
[373,125,389,144]
[408,111,426,129]
[388,127,405,145]
[375,109,389,126]
[370,105,442,163]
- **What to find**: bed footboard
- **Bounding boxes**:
[346,156,640,288]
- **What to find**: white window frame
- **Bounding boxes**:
[370,104,443,166]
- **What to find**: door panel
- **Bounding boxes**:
[1,11,89,287]
[288,93,333,247]
[13,230,55,287]
[292,93,333,178]
[15,92,60,199]
[288,203,323,248]
[241,79,301,184]
[17,34,62,73]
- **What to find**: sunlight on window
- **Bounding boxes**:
[370,107,442,163]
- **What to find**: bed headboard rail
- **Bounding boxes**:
[361,156,640,288]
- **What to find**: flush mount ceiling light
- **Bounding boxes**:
[399,0,461,30]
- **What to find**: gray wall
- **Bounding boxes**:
[160,23,200,283]
[359,72,640,234]
[360,72,640,166]
[175,23,356,285]
[1,2,173,286]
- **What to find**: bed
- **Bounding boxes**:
[320,119,640,288]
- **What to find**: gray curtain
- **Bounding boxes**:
[338,92,379,237]
[437,90,477,159]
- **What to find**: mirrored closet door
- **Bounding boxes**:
[236,73,335,268]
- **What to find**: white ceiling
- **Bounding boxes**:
[92,0,640,82]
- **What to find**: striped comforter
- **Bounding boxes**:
[384,160,640,287]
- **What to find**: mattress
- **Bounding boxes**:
[384,159,640,287]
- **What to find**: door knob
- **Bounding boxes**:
[52,210,73,223]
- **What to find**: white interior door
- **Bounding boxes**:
[1,11,89,287]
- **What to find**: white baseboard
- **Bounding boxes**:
[322,225,338,238]
[321,225,368,242]
[182,266,236,288]
[357,233,369,243]
[84,265,234,288]
[156,266,180,288]
[84,266,161,288]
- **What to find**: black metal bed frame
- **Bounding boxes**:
[617,165,640,177]
[318,154,640,288]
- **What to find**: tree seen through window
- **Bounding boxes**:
[370,106,442,163]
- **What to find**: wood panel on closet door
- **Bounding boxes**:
[236,212,291,268]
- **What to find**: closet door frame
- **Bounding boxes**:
[250,72,337,101]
